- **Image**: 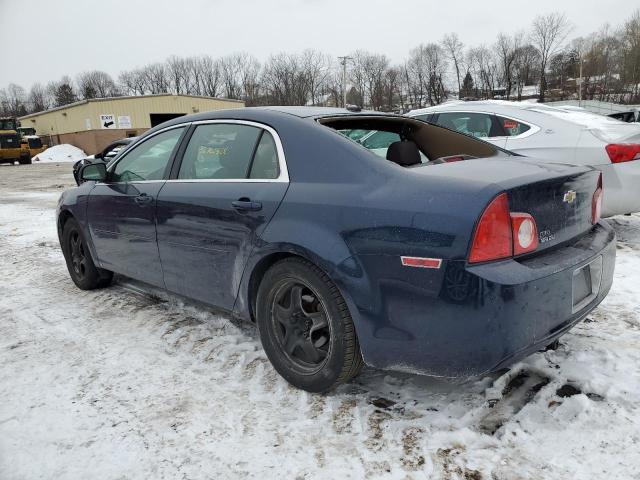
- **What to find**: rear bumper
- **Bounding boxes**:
[346,221,616,377]
[599,161,640,216]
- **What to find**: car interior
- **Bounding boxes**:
[318,116,502,167]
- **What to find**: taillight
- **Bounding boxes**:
[511,213,538,255]
[605,144,640,163]
[469,193,540,263]
[592,173,603,224]
[469,193,513,263]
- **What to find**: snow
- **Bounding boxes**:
[32,144,86,163]
[1,164,640,479]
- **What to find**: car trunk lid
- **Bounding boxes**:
[506,169,599,253]
[410,158,600,254]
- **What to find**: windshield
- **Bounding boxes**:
[19,127,36,136]
[0,119,17,131]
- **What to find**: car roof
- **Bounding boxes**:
[146,106,403,136]
[250,106,385,118]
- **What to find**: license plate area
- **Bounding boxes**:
[572,255,603,313]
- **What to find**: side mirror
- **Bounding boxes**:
[94,151,103,160]
[81,162,107,182]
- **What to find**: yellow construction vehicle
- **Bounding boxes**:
[18,127,47,158]
[0,117,31,165]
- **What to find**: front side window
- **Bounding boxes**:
[436,112,492,138]
[111,127,184,182]
[496,116,531,136]
[178,123,279,180]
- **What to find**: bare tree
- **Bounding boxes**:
[46,76,77,107]
[118,69,146,96]
[530,12,572,102]
[621,9,640,102]
[301,49,332,106]
[349,51,370,107]
[442,33,465,97]
[467,46,498,98]
[28,83,51,113]
[142,63,170,94]
[513,44,540,100]
[77,70,118,99]
[262,53,308,105]
[495,33,522,99]
[167,55,189,94]
[199,55,222,98]
[0,84,28,116]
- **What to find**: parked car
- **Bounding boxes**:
[57,106,615,392]
[72,137,138,185]
[407,100,640,217]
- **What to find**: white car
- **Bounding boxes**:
[407,100,640,217]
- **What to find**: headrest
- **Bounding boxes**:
[386,140,421,167]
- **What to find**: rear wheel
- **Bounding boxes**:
[256,258,363,392]
[61,218,113,290]
[19,156,32,165]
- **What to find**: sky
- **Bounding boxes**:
[1,0,636,90]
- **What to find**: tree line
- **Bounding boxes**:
[1,9,639,118]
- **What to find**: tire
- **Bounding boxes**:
[256,257,363,392]
[61,217,113,290]
[19,156,32,165]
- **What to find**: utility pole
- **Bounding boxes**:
[338,56,352,107]
[578,53,583,106]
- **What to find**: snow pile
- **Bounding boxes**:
[33,144,86,163]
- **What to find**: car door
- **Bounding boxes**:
[87,126,186,286]
[156,121,289,310]
[434,111,507,149]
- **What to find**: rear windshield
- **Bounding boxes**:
[336,128,429,162]
[321,116,502,167]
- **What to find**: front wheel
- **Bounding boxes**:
[256,258,363,392]
[61,217,113,290]
[19,156,32,165]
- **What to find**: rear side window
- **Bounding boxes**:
[436,112,492,138]
[249,132,279,179]
[178,124,261,180]
[496,116,531,136]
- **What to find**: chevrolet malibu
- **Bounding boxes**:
[57,107,616,392]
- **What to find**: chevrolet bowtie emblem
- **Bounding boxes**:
[563,190,577,204]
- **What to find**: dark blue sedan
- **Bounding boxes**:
[57,107,615,392]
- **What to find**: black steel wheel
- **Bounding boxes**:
[61,217,113,290]
[256,257,363,392]
[271,280,331,373]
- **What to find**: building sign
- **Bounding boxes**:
[117,115,132,129]
[85,118,92,130]
[99,114,116,129]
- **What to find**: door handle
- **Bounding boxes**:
[231,199,262,212]
[134,193,153,206]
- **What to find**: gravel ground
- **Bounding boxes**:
[1,163,639,480]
